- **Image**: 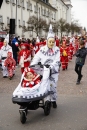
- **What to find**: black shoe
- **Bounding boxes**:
[66,66,68,70]
[52,102,57,108]
[80,75,83,81]
[76,79,80,85]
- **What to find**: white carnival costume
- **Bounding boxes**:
[0,34,12,77]
[31,25,60,102]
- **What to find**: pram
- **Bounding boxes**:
[12,64,54,124]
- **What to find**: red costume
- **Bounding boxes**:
[19,43,31,73]
[56,39,59,47]
[68,43,74,61]
[34,41,46,54]
[60,41,69,70]
[4,52,16,78]
[0,41,3,49]
[22,68,40,88]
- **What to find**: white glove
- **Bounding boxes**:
[24,59,27,62]
[26,83,29,87]
[30,81,34,85]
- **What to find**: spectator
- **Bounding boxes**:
[12,37,19,66]
[75,40,87,84]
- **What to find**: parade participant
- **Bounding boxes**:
[0,34,13,78]
[4,52,16,79]
[19,43,31,73]
[75,40,87,85]
[68,43,74,61]
[22,68,40,88]
[55,37,59,47]
[0,37,3,49]
[29,41,35,59]
[31,24,60,108]
[60,40,69,70]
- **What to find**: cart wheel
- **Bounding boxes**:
[44,101,51,116]
[20,111,27,124]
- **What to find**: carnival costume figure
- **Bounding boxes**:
[19,43,31,73]
[31,24,60,108]
[60,40,69,70]
[4,52,16,79]
[0,34,12,77]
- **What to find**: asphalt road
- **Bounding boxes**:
[0,56,87,130]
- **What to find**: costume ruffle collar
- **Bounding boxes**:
[40,45,59,56]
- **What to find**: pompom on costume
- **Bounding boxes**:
[19,43,31,73]
[4,52,16,79]
[22,68,40,88]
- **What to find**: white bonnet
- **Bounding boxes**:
[47,24,55,40]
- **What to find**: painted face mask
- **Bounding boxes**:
[47,37,55,49]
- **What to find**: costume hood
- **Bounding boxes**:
[4,34,9,45]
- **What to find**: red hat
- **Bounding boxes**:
[7,52,12,57]
[24,68,35,76]
[21,43,29,49]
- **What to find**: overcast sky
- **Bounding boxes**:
[71,0,87,30]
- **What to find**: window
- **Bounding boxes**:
[54,13,56,20]
[0,16,3,23]
[18,19,20,25]
[27,2,29,10]
[17,0,20,6]
[44,9,46,16]
[7,17,10,25]
[23,21,25,26]
[39,8,40,15]
[11,0,15,4]
[29,3,32,11]
[41,8,43,15]
[34,5,38,13]
[6,0,10,3]
[46,10,49,17]
[22,0,24,8]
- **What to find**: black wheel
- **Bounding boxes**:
[44,101,51,116]
[20,111,27,124]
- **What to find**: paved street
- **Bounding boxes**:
[0,56,87,130]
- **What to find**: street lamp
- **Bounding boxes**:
[15,0,17,36]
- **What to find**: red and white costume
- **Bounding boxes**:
[56,39,60,47]
[19,43,31,73]
[4,52,16,78]
[0,35,13,77]
[68,43,74,61]
[22,68,40,88]
[60,41,69,70]
[34,41,46,54]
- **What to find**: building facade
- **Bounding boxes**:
[0,0,72,39]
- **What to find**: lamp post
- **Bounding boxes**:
[15,0,17,36]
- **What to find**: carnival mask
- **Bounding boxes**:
[47,38,55,49]
[3,40,7,46]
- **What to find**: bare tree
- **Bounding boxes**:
[58,18,66,39]
[27,16,47,36]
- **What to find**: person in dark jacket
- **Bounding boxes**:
[75,40,87,84]
[12,37,19,66]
